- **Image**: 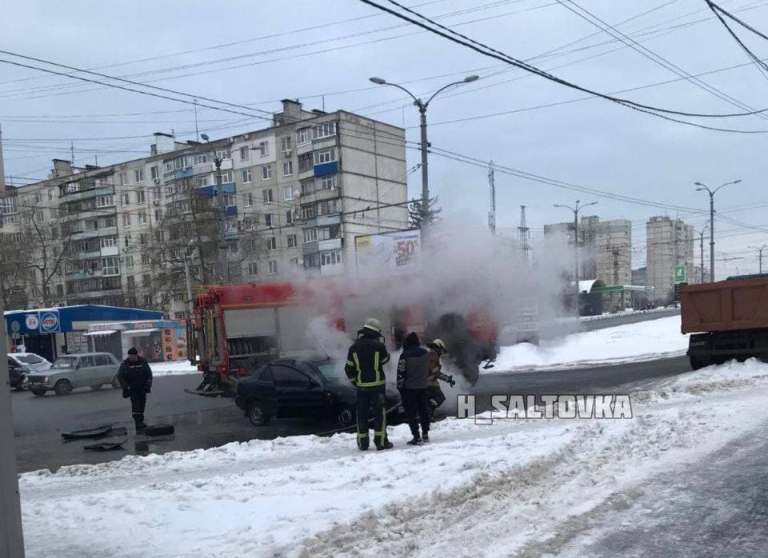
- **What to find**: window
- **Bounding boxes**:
[154,208,162,222]
[150,166,160,180]
[314,148,336,165]
[120,172,128,185]
[122,214,131,226]
[215,149,230,161]
[96,195,114,208]
[142,274,151,287]
[318,199,340,216]
[286,210,293,225]
[301,178,314,195]
[283,160,293,176]
[221,170,233,183]
[281,136,292,152]
[127,276,135,288]
[268,260,278,274]
[136,190,145,204]
[95,355,113,366]
[297,127,312,145]
[125,255,134,269]
[261,165,272,180]
[257,141,269,157]
[135,169,144,183]
[139,233,148,246]
[101,237,116,248]
[270,365,309,386]
[263,189,274,204]
[48,189,54,201]
[303,228,317,243]
[319,174,337,191]
[287,234,297,248]
[266,236,277,250]
[241,169,252,183]
[174,158,184,170]
[141,253,150,265]
[121,192,130,205]
[321,250,343,266]
[239,146,250,161]
[246,192,254,207]
[298,153,313,173]
[144,294,153,306]
[301,204,316,220]
[81,356,95,368]
[194,154,207,164]
[165,185,174,197]
[248,262,258,275]
[314,121,336,139]
[265,214,275,228]
[102,257,119,275]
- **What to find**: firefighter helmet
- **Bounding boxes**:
[362,318,383,334]
[431,339,447,354]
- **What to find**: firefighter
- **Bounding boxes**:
[345,318,393,451]
[397,332,432,445]
[427,338,454,416]
[118,347,153,432]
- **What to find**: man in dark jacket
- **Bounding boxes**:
[118,347,153,432]
[345,318,393,451]
[397,332,432,445]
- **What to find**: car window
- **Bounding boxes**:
[16,354,43,364]
[95,355,112,366]
[80,356,95,368]
[271,365,311,386]
[257,366,273,382]
[52,356,78,368]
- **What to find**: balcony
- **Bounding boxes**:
[318,238,342,251]
[313,161,338,177]
[175,167,194,179]
[70,226,118,241]
[316,213,341,227]
[195,182,236,198]
[60,185,114,202]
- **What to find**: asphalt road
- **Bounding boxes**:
[10,355,692,473]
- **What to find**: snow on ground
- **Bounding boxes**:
[151,360,198,377]
[19,357,768,558]
[490,315,687,372]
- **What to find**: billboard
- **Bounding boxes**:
[354,230,421,273]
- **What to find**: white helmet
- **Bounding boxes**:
[362,318,383,334]
[431,339,447,354]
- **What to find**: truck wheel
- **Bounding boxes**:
[54,380,73,396]
[247,401,271,427]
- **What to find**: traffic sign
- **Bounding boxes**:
[674,265,688,284]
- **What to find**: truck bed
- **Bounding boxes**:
[680,277,768,334]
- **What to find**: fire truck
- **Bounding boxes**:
[187,279,497,396]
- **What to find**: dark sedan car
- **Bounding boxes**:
[235,358,404,428]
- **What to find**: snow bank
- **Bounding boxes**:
[490,315,687,372]
[150,360,198,377]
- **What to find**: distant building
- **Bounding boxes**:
[646,216,695,303]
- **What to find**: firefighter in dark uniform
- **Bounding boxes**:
[345,318,393,451]
[398,332,432,445]
[118,347,153,432]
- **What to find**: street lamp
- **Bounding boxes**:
[369,75,479,228]
[694,179,741,282]
[553,200,598,295]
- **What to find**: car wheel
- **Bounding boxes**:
[54,380,73,396]
[90,384,103,391]
[247,400,271,427]
[111,376,121,389]
[335,405,355,428]
[31,388,46,397]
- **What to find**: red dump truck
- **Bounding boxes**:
[681,275,768,369]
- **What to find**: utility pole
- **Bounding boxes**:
[0,295,26,558]
[193,99,200,141]
[488,161,496,234]
[751,244,767,274]
[695,179,741,282]
[518,205,530,259]
[699,229,705,283]
[554,200,598,295]
[369,75,479,230]
[0,123,7,191]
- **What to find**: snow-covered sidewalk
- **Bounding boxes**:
[19,358,768,558]
[490,315,687,372]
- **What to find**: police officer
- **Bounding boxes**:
[345,318,393,451]
[118,347,153,432]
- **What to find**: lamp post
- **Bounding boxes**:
[553,200,598,295]
[694,179,741,282]
[369,75,479,228]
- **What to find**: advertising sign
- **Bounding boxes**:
[354,230,421,273]
[25,314,39,331]
[39,311,60,333]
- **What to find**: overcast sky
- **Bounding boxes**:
[2,0,768,276]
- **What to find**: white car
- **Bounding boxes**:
[8,352,52,373]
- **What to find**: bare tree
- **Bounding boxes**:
[0,231,31,310]
[24,207,72,307]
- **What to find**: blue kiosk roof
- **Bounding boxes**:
[4,305,163,335]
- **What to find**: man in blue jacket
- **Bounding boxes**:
[118,347,153,432]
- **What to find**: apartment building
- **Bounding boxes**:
[0,100,408,317]
[646,216,695,303]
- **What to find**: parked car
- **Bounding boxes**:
[26,352,121,396]
[235,358,404,427]
[7,358,26,391]
[8,352,52,375]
